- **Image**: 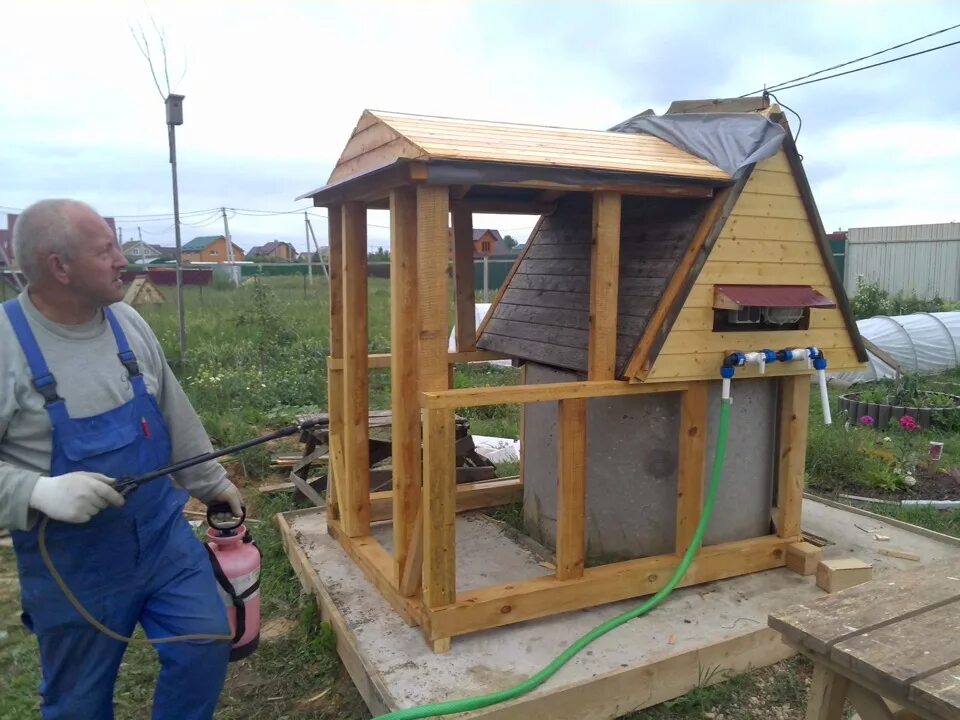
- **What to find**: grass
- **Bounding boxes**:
[4,275,960,720]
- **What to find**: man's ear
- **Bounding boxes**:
[46,253,72,286]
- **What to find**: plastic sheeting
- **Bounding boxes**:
[608,113,786,177]
[829,311,960,385]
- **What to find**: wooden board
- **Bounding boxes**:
[341,202,371,536]
[428,534,792,639]
[452,206,477,351]
[420,379,686,409]
[327,207,344,524]
[556,398,586,580]
[588,192,622,380]
[676,382,708,556]
[390,186,421,583]
[776,375,809,540]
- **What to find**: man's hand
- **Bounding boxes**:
[211,483,243,517]
[29,472,125,523]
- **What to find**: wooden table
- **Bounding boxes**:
[769,558,960,720]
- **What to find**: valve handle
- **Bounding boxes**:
[206,502,246,531]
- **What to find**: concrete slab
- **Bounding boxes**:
[280,498,959,719]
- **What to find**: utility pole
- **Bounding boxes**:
[119,226,123,244]
[305,216,329,282]
[222,207,239,286]
[166,93,187,362]
[304,211,313,284]
[138,226,143,243]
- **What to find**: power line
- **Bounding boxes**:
[742,22,960,97]
[768,38,960,92]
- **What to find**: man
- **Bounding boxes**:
[0,199,243,719]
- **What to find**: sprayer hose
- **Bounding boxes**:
[375,399,733,720]
[38,515,236,645]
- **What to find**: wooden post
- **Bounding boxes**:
[340,202,370,537]
[326,207,344,526]
[417,185,455,652]
[556,398,587,580]
[451,206,476,352]
[676,382,708,556]
[805,665,849,720]
[390,187,421,586]
[776,375,810,540]
[588,192,622,380]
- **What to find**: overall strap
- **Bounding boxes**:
[2,300,69,420]
[104,307,148,396]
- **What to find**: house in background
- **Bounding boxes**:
[472,228,511,257]
[121,240,163,264]
[181,235,246,263]
[248,240,298,261]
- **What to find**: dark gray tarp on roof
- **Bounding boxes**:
[609,113,786,177]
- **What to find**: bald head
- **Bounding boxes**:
[13,199,110,284]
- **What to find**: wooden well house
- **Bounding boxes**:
[297,99,867,652]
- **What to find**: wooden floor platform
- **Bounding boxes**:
[278,497,960,719]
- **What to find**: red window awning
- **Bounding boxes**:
[713,285,837,310]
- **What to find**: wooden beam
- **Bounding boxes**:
[776,374,810,540]
[676,382,708,556]
[421,379,688,409]
[327,520,424,627]
[341,202,371,536]
[451,206,476,352]
[622,184,739,380]
[451,198,558,215]
[399,509,424,598]
[421,408,456,611]
[427,534,794,639]
[326,207,344,526]
[556,398,587,580]
[370,477,522,523]
[805,665,850,720]
[327,350,510,370]
[417,185,456,645]
[390,187,421,584]
[588,191,622,380]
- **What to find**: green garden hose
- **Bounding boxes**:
[376,397,733,720]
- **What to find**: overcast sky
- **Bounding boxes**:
[2,1,959,252]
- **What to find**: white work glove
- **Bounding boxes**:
[210,483,244,518]
[29,472,125,524]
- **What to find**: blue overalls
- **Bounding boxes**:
[3,299,231,720]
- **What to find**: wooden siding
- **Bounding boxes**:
[325,110,730,187]
[643,150,864,382]
[476,195,710,375]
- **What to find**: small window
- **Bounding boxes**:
[711,285,834,333]
[209,249,219,256]
[482,241,491,253]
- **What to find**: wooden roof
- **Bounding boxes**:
[324,110,731,187]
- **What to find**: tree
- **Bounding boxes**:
[503,234,518,249]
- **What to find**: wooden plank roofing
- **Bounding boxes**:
[306,110,730,196]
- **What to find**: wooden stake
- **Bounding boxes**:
[557,398,587,580]
[341,202,370,537]
[326,207,344,526]
[390,187,421,583]
[676,382,708,556]
[399,508,424,598]
[588,191,622,380]
[776,374,810,540]
[451,205,476,352]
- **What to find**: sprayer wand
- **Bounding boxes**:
[113,416,326,496]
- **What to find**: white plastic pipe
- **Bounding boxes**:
[721,377,731,400]
[817,368,832,425]
[743,351,766,374]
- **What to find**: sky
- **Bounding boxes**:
[2,0,959,253]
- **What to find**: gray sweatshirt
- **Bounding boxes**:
[0,291,230,531]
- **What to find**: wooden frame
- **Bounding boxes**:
[317,178,813,652]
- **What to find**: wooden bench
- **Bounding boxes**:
[769,557,960,719]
